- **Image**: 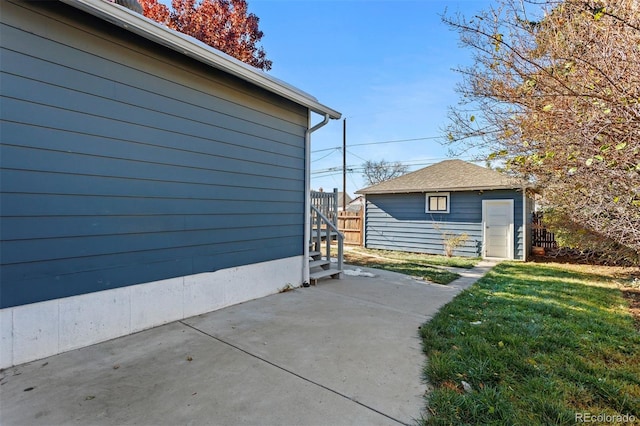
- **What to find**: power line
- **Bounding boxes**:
[311,135,443,153]
[348,172,360,191]
[341,105,438,120]
[346,149,368,162]
[311,155,477,175]
[401,154,476,165]
[351,136,443,148]
[312,166,356,176]
[311,149,340,163]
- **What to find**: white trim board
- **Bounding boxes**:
[0,256,304,369]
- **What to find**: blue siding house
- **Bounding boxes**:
[0,0,340,368]
[357,160,534,260]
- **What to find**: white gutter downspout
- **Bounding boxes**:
[303,113,331,286]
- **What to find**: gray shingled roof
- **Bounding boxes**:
[356,159,526,194]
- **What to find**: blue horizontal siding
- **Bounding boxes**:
[0,193,301,216]
[1,134,301,189]
[2,237,300,308]
[365,190,526,258]
[0,167,302,202]
[365,218,483,257]
[1,225,302,264]
[1,25,306,147]
[1,80,304,167]
[1,214,301,240]
[0,1,309,308]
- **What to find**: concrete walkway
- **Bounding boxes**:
[0,261,497,426]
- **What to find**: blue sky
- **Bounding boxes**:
[245,0,493,195]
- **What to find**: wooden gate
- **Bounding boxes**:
[532,212,557,249]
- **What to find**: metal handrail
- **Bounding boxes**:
[310,204,344,273]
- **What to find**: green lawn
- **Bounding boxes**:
[346,247,480,269]
[341,247,480,285]
[419,262,640,425]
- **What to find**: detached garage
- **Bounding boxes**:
[357,160,535,260]
[0,0,340,368]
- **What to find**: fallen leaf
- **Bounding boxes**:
[441,381,463,394]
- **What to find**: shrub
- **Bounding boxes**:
[443,232,469,258]
[542,209,639,266]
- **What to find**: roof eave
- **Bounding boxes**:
[357,184,528,195]
[59,0,341,119]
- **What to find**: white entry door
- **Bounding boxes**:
[482,200,514,259]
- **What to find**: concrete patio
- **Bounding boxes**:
[0,261,496,426]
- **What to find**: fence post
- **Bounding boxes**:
[332,188,339,225]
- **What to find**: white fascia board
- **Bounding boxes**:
[357,185,523,195]
[59,0,341,120]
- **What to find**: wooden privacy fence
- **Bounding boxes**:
[338,209,363,246]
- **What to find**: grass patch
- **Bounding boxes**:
[347,247,480,269]
[419,262,640,425]
[341,247,478,284]
[348,259,460,285]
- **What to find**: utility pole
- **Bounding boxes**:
[342,118,347,211]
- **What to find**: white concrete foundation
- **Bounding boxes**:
[0,256,303,369]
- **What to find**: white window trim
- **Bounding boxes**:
[425,192,450,214]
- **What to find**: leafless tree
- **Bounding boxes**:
[362,160,409,186]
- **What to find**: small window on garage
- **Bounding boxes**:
[426,192,450,213]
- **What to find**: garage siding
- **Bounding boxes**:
[364,190,526,258]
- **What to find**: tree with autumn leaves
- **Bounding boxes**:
[138,0,271,71]
[444,0,640,261]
